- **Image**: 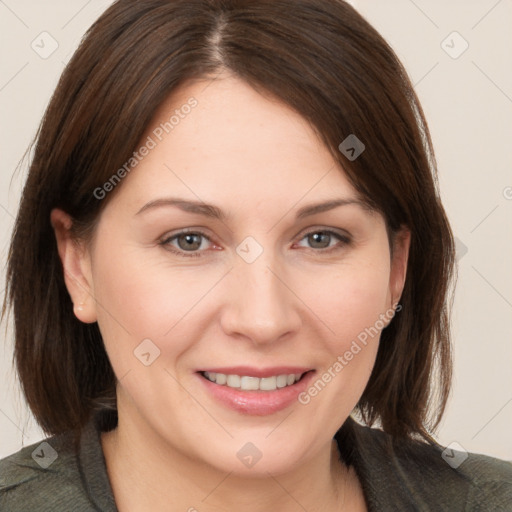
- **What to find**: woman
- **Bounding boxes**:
[1,0,511,510]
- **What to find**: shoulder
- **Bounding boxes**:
[455,450,512,509]
[0,430,97,512]
[340,418,512,511]
[396,435,512,510]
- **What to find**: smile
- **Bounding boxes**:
[197,366,315,415]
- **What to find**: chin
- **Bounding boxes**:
[197,434,313,477]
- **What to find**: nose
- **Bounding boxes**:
[219,254,302,347]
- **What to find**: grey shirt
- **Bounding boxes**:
[1,413,511,511]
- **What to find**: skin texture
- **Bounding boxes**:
[52,73,410,511]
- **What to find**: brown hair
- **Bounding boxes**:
[2,0,455,441]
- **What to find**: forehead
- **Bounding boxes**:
[107,75,360,212]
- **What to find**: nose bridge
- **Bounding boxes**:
[220,244,300,344]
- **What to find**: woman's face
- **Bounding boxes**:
[64,75,408,475]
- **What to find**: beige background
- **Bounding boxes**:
[1,0,511,461]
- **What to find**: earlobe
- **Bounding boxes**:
[50,208,97,324]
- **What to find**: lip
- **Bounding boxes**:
[197,366,313,378]
[196,368,316,415]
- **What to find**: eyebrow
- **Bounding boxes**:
[135,196,370,220]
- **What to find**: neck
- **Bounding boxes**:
[101,411,354,512]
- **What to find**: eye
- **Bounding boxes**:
[295,229,351,252]
[160,230,213,257]
[159,228,351,258]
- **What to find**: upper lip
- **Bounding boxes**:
[197,366,313,378]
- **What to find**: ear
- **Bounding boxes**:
[387,225,411,311]
[50,208,97,323]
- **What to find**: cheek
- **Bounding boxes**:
[90,239,216,360]
[299,257,391,348]
[295,254,391,408]
[291,257,391,434]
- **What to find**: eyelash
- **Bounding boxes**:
[159,228,351,258]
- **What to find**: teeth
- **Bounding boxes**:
[276,375,288,388]
[260,376,277,391]
[226,374,241,388]
[215,373,227,385]
[203,371,303,391]
[240,376,260,390]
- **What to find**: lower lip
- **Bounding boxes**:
[197,371,316,415]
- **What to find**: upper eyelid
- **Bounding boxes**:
[161,228,214,244]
